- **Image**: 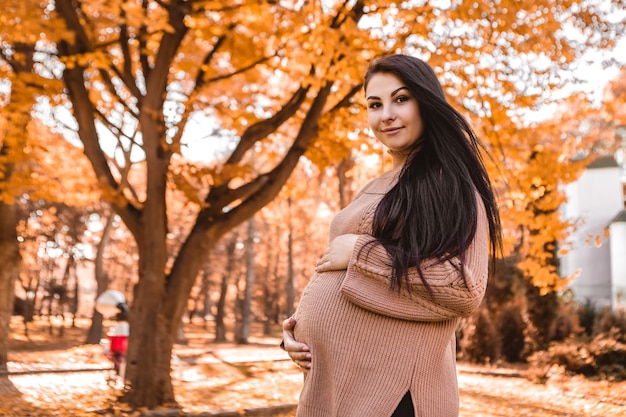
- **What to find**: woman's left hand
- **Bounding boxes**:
[315,233,360,273]
[282,317,311,370]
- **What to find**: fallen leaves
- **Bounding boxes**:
[4,319,626,416]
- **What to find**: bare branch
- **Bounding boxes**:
[327,83,362,114]
[226,81,311,165]
[139,0,151,79]
[193,28,233,90]
[205,54,274,85]
[210,80,335,235]
[117,12,144,100]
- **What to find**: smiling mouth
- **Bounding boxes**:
[382,127,402,133]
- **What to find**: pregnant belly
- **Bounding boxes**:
[293,270,347,348]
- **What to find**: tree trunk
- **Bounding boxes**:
[215,235,238,342]
[199,269,212,325]
[71,265,78,328]
[0,200,20,370]
[286,199,295,316]
[86,210,114,344]
[236,218,256,344]
[121,108,173,406]
[262,246,274,336]
[263,225,280,335]
[337,156,355,209]
[215,271,229,342]
[123,225,173,407]
[262,280,272,335]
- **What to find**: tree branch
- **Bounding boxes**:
[141,2,189,120]
[55,0,142,236]
[205,54,273,84]
[193,27,233,91]
[328,83,362,113]
[225,68,314,165]
[139,0,151,79]
[117,13,144,101]
[213,80,335,235]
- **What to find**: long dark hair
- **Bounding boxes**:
[364,54,502,292]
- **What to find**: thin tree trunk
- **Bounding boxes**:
[271,230,283,324]
[71,263,78,328]
[263,225,280,335]
[215,272,229,342]
[86,210,114,344]
[199,269,212,327]
[262,249,273,336]
[236,218,256,344]
[0,200,20,371]
[337,156,355,209]
[286,199,295,316]
[215,235,238,342]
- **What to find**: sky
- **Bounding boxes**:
[572,37,626,102]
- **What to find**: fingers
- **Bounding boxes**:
[316,248,336,272]
[282,316,296,331]
[315,256,330,272]
[293,358,312,370]
[315,234,359,272]
[282,317,302,348]
[281,317,312,370]
[289,350,312,369]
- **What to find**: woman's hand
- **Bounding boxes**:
[315,233,360,273]
[282,317,311,370]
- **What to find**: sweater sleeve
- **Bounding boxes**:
[340,199,490,322]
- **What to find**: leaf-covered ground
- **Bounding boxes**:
[2,318,625,416]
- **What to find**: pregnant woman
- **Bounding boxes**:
[282,54,502,417]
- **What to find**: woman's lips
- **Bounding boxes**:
[381,127,402,134]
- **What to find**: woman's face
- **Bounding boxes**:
[365,72,423,155]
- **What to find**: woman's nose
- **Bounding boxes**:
[382,107,396,122]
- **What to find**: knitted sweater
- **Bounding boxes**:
[293,169,489,417]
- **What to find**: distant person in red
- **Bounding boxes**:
[96,290,129,377]
[281,54,502,417]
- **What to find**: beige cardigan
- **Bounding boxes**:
[293,169,489,417]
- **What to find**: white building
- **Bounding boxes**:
[560,155,626,310]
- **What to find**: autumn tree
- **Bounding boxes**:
[4,0,624,408]
[0,35,40,372]
[0,70,70,369]
[51,0,379,407]
[0,118,99,361]
[0,0,95,368]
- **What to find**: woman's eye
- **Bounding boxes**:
[368,102,381,109]
[396,95,410,103]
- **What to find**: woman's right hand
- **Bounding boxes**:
[315,233,360,273]
[282,317,311,370]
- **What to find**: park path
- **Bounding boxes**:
[458,369,626,417]
[2,342,625,417]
